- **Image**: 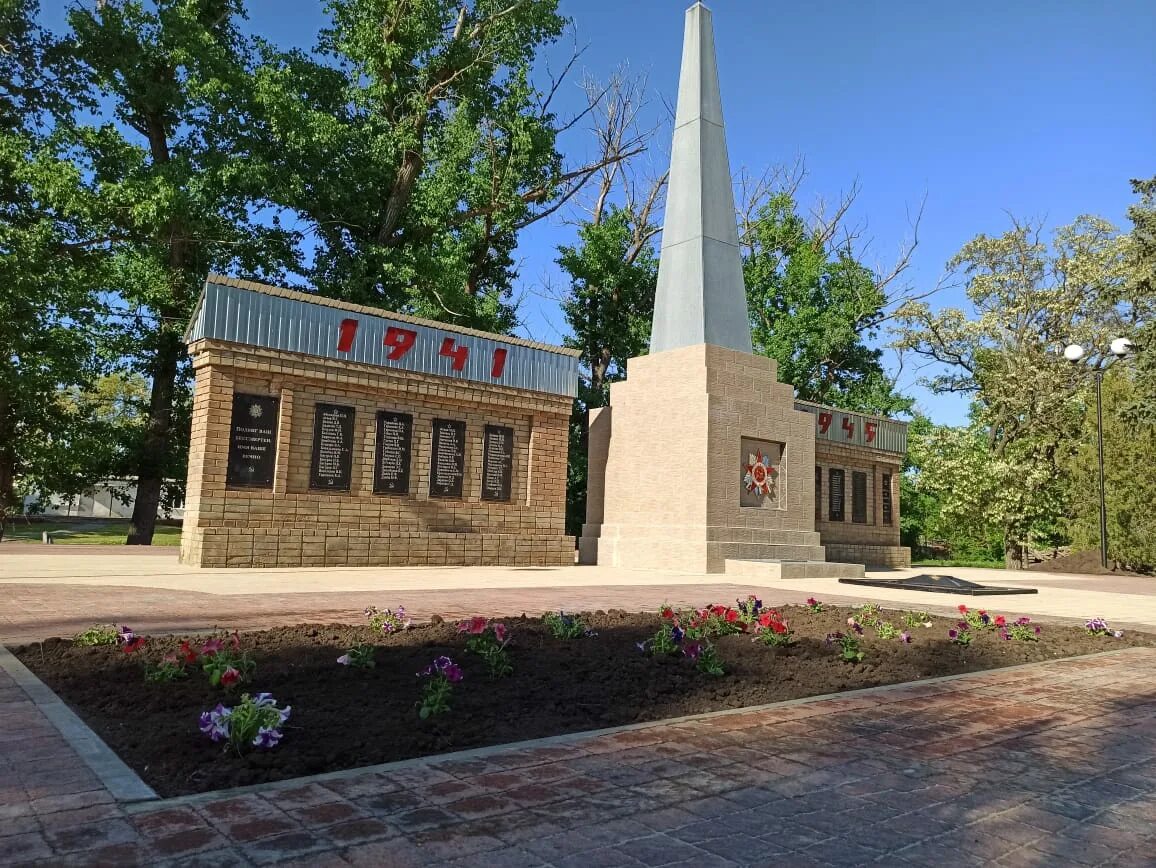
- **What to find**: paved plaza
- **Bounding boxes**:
[2,546,1156,865]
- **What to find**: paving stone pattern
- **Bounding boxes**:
[3,648,1156,866]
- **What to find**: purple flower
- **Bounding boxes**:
[899,632,912,644]
[252,726,282,749]
[278,706,292,724]
[636,641,648,654]
[670,626,685,644]
[948,629,958,639]
[683,640,703,661]
[1034,626,1042,635]
[443,663,463,683]
[116,625,135,644]
[824,632,844,646]
[851,622,864,635]
[336,654,351,666]
[1016,617,1032,626]
[434,655,453,670]
[198,703,231,742]
[980,613,991,625]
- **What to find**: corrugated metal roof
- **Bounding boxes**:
[185,277,580,398]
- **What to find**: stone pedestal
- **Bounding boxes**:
[581,344,826,573]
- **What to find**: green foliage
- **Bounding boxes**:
[688,641,725,677]
[895,212,1152,565]
[339,644,377,669]
[1123,179,1156,426]
[144,656,189,682]
[541,611,591,640]
[1063,366,1156,572]
[902,611,932,629]
[250,0,571,332]
[559,202,660,534]
[874,621,899,640]
[830,633,864,663]
[73,624,119,646]
[742,190,912,415]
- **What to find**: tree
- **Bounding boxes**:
[0,0,106,539]
[1063,366,1156,572]
[739,164,922,416]
[61,0,299,544]
[1122,177,1156,425]
[249,0,643,334]
[557,73,664,533]
[894,213,1151,566]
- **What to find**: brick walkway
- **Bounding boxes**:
[3,648,1156,866]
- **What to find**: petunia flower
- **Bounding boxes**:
[994,616,1006,627]
[670,626,685,644]
[252,726,282,749]
[948,629,958,639]
[683,640,703,661]
[179,640,199,664]
[899,632,912,644]
[958,604,968,614]
[493,623,508,643]
[336,654,351,666]
[201,637,224,656]
[443,664,463,683]
[220,667,241,687]
[123,637,146,654]
[278,706,292,724]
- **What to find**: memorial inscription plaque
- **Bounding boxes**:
[309,403,355,491]
[481,424,514,502]
[226,393,279,488]
[429,419,466,498]
[373,411,413,495]
[828,468,845,522]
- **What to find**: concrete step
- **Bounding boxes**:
[724,558,866,580]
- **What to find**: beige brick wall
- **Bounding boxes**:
[180,340,573,568]
[814,440,908,566]
[588,345,825,573]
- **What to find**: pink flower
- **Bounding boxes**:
[458,616,488,635]
[201,637,224,656]
[493,623,508,643]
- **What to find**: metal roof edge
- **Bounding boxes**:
[792,398,910,428]
[204,274,581,358]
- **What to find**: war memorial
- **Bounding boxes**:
[178,2,909,573]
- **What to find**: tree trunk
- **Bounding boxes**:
[1003,532,1025,570]
[126,328,183,545]
[0,387,14,544]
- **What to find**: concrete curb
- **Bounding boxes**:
[0,643,158,803]
[121,645,1152,813]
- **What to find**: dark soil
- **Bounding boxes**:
[14,605,1155,797]
[1028,549,1151,577]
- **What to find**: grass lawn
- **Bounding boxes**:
[3,519,182,546]
[912,558,1005,569]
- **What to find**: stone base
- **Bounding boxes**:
[180,528,574,568]
[724,558,865,580]
[823,543,911,569]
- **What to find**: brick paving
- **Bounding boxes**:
[3,646,1156,866]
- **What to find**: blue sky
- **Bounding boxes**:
[46,1,1156,425]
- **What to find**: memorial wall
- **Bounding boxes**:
[179,276,579,568]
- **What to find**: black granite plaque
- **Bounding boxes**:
[429,418,466,498]
[481,425,514,502]
[852,470,868,524]
[882,472,894,526]
[373,411,413,495]
[309,403,355,491]
[828,468,845,522]
[226,393,279,488]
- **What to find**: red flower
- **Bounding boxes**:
[219,667,240,687]
[994,616,1007,627]
[178,641,198,665]
[123,637,146,654]
[458,616,488,635]
[725,609,739,623]
[757,613,773,628]
[958,604,969,614]
[660,607,674,620]
[711,605,726,617]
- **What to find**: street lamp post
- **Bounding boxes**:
[1063,338,1135,570]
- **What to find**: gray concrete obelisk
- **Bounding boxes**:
[649,2,753,355]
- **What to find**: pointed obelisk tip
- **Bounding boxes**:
[649,0,753,355]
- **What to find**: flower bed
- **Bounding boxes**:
[13,603,1154,797]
